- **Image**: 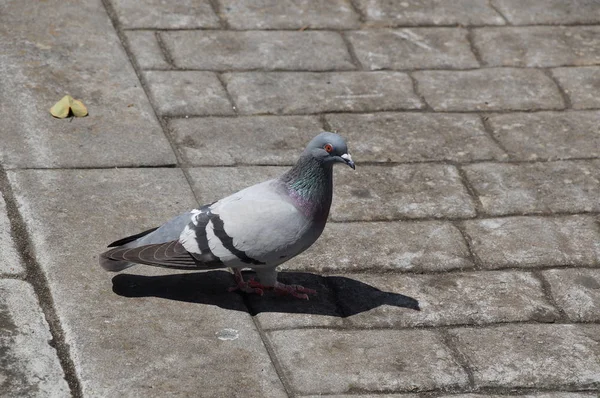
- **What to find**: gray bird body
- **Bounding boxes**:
[100,132,354,289]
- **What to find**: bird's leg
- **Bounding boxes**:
[272,281,317,300]
[228,268,264,296]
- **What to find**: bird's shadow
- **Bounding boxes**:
[112,270,419,317]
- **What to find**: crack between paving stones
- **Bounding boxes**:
[455,164,485,215]
[440,329,476,389]
[154,31,176,68]
[207,0,229,29]
[478,113,512,157]
[0,167,83,398]
[100,0,204,205]
[543,68,573,109]
[452,221,484,270]
[340,32,364,70]
[466,28,485,67]
[533,271,570,322]
[407,72,433,111]
[487,0,510,25]
[216,72,239,114]
[239,293,295,398]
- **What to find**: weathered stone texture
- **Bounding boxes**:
[289,221,473,273]
[552,67,600,109]
[170,116,323,166]
[474,27,600,68]
[162,31,354,71]
[544,268,600,322]
[347,28,479,70]
[144,71,234,116]
[491,0,600,25]
[111,0,220,29]
[414,69,564,111]
[0,195,22,275]
[219,0,360,29]
[463,160,600,215]
[268,329,468,395]
[0,279,69,396]
[325,112,505,163]
[355,0,505,26]
[450,324,600,388]
[332,271,559,328]
[332,164,477,220]
[125,31,170,70]
[462,216,600,269]
[488,111,600,161]
[223,72,423,114]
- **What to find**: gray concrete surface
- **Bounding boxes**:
[1,0,599,397]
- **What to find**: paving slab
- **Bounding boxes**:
[0,0,175,168]
[346,28,479,70]
[0,279,69,397]
[552,67,600,110]
[463,160,600,215]
[144,71,235,116]
[449,324,600,389]
[162,31,354,71]
[222,72,423,114]
[325,112,505,163]
[332,164,477,221]
[289,221,473,273]
[110,0,220,29]
[473,26,600,68]
[487,111,600,161]
[491,0,600,25]
[331,271,558,328]
[124,31,170,70]
[413,69,564,111]
[0,195,23,275]
[170,115,324,166]
[543,268,600,322]
[8,169,286,397]
[462,216,600,269]
[267,329,468,395]
[355,0,505,26]
[218,0,360,29]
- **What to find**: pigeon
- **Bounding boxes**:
[100,132,355,299]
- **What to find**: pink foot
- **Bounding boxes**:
[273,282,317,300]
[228,269,264,296]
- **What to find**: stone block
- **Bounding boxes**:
[162,31,354,71]
[462,216,600,269]
[413,69,564,111]
[488,111,600,161]
[268,329,468,395]
[223,72,423,114]
[325,112,505,163]
[347,28,478,70]
[463,160,600,215]
[144,71,234,116]
[0,279,70,396]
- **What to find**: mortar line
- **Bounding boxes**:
[533,270,570,321]
[340,31,364,70]
[543,68,573,109]
[487,0,510,25]
[440,329,476,389]
[207,0,229,29]
[466,27,485,67]
[347,0,366,23]
[154,31,176,68]
[216,72,239,114]
[0,167,83,398]
[100,0,203,205]
[478,113,512,157]
[407,72,433,111]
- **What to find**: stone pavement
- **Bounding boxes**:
[1,0,600,396]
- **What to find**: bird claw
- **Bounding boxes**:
[274,283,317,300]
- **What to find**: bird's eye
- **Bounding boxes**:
[324,143,333,153]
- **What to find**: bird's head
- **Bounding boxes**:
[304,131,355,170]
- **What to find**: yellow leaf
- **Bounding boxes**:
[50,95,72,118]
[71,99,88,117]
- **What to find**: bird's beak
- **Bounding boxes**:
[341,153,355,170]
